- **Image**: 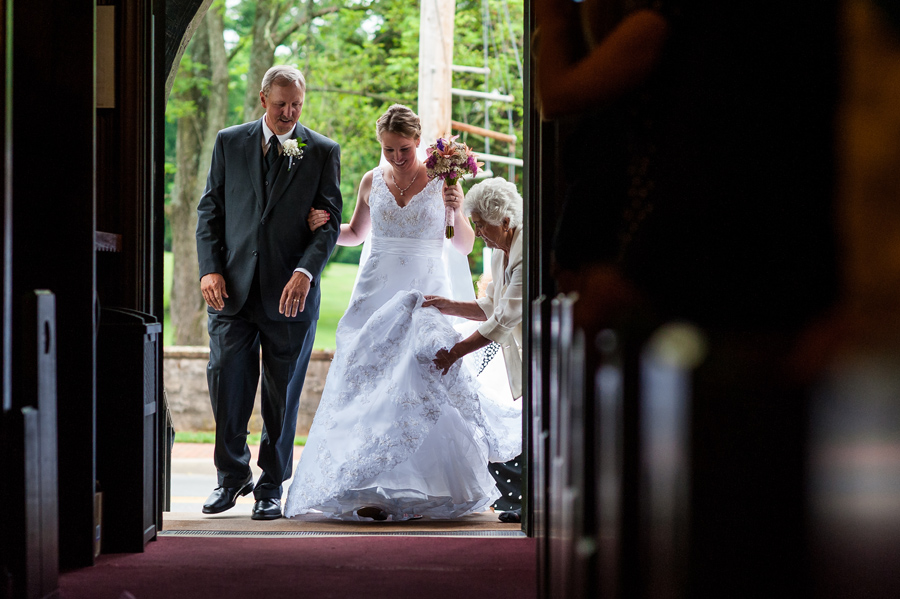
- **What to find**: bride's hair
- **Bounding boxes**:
[376,104,422,142]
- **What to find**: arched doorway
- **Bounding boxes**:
[158,0,541,530]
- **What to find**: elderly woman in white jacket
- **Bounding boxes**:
[424,177,523,399]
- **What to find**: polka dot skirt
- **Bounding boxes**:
[489,455,522,511]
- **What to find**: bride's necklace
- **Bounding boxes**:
[391,168,419,197]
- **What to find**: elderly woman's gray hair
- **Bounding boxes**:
[463,177,523,229]
[260,65,306,97]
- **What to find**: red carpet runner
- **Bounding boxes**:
[59,536,537,599]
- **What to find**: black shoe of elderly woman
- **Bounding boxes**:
[498,508,521,523]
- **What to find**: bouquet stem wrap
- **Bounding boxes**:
[445,206,455,239]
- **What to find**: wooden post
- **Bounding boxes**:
[418,0,456,144]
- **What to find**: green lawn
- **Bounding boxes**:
[163,252,357,350]
[312,262,358,349]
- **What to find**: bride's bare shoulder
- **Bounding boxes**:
[357,169,378,204]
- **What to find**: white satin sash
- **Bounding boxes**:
[370,236,444,259]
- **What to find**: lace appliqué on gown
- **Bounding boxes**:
[368,168,445,240]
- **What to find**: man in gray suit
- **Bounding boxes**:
[196,65,341,520]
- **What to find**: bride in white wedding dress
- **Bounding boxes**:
[284,105,521,521]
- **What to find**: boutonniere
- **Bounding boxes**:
[283,137,306,171]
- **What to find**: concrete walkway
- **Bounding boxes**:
[165,443,517,534]
[169,443,302,515]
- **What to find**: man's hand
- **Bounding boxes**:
[201,273,229,311]
[279,272,311,318]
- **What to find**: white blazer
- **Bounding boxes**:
[476,227,523,399]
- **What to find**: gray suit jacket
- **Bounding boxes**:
[196,117,342,321]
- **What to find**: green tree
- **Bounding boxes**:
[168,2,228,346]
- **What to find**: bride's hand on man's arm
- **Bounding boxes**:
[308,207,363,246]
[307,208,330,232]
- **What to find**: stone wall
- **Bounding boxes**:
[163,346,334,436]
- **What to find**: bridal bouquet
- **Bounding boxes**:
[425,136,482,238]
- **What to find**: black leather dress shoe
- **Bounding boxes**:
[251,498,282,520]
[498,508,521,523]
[202,480,253,514]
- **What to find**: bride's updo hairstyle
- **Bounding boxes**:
[464,177,523,229]
[376,104,422,142]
